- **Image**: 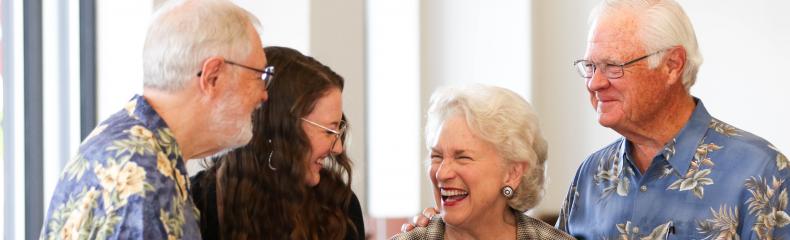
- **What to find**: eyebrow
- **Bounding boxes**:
[429,148,469,156]
[587,56,618,64]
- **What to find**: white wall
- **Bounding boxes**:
[96,1,151,120]
[234,0,310,53]
[684,1,790,152]
[366,0,422,218]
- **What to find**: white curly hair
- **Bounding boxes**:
[425,84,548,212]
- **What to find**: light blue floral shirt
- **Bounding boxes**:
[557,99,790,239]
[40,95,201,240]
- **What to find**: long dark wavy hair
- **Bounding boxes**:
[199,46,356,239]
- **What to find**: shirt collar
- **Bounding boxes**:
[620,97,712,176]
[128,94,167,127]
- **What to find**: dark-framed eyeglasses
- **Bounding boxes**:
[301,117,348,160]
[197,60,275,88]
[573,50,665,79]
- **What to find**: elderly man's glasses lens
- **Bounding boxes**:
[301,118,347,159]
[573,50,664,79]
[196,60,275,88]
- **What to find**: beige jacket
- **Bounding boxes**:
[391,211,575,240]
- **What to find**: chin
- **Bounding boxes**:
[596,112,623,128]
[306,175,321,187]
[442,211,469,227]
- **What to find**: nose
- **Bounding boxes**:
[586,67,610,91]
[434,159,456,182]
[331,137,344,155]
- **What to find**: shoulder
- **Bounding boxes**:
[707,118,786,173]
[571,138,625,179]
[390,217,444,240]
[518,214,575,240]
[585,138,624,162]
[348,191,364,223]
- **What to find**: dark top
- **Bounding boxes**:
[190,171,365,240]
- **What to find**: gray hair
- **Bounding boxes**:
[425,84,548,212]
[589,0,703,90]
[143,0,262,92]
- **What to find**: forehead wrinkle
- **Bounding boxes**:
[587,14,645,63]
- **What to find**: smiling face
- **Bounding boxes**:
[301,88,344,187]
[429,115,512,228]
[585,13,671,132]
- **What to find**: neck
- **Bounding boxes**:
[444,208,517,240]
[143,87,211,160]
[617,92,695,173]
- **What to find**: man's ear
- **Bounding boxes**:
[664,46,686,85]
[504,161,528,189]
[198,56,225,96]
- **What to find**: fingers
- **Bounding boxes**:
[402,207,441,233]
[422,207,438,219]
[414,214,429,227]
[415,207,438,227]
[400,223,415,233]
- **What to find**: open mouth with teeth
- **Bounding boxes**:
[440,188,469,207]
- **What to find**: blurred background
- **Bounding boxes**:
[2,0,788,239]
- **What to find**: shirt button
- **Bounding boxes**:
[640,185,647,192]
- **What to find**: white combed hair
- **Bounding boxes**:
[589,0,703,90]
[143,0,262,92]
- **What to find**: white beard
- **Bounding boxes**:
[208,91,254,155]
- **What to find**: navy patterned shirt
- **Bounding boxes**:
[40,95,201,240]
[557,99,790,239]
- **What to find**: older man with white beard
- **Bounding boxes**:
[39,0,271,239]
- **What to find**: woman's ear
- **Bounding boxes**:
[504,161,528,189]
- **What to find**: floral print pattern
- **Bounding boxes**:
[745,176,790,239]
[666,142,721,199]
[697,205,740,240]
[40,95,201,239]
[557,100,790,239]
[594,148,633,198]
[616,221,672,240]
[770,144,788,171]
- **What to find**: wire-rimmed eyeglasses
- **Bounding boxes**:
[301,117,348,160]
[197,60,275,89]
[573,50,665,79]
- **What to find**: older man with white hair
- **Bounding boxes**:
[557,0,789,239]
[39,0,270,239]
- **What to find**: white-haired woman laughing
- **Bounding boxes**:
[392,84,573,240]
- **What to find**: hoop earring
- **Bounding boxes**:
[502,185,514,199]
[267,139,277,171]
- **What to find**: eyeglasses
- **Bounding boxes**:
[301,117,348,159]
[197,60,275,89]
[573,50,664,79]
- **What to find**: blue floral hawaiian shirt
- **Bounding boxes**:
[40,95,201,239]
[557,99,790,239]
